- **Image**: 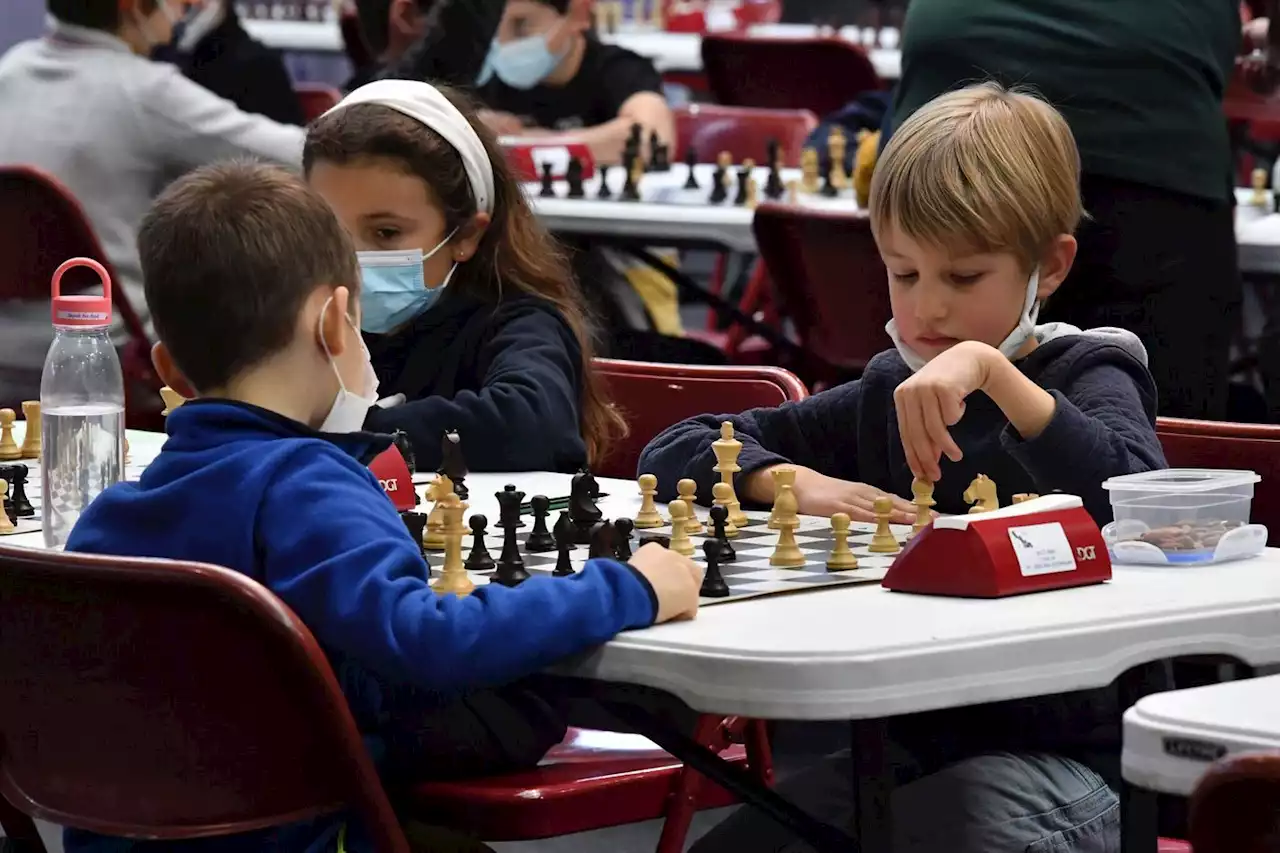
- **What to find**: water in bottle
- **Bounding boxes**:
[40,258,126,549]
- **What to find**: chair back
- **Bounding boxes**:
[1189,750,1280,853]
[0,546,408,852]
[595,358,809,479]
[701,35,879,116]
[1155,417,1280,546]
[752,204,891,381]
[295,83,342,124]
[674,104,819,167]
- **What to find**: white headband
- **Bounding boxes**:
[323,80,495,214]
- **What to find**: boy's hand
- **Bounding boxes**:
[894,340,997,483]
[629,542,703,624]
[791,468,916,524]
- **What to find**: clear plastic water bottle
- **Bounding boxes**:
[40,258,126,549]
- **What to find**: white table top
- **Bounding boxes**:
[1123,675,1280,796]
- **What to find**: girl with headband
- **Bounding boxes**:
[305,78,625,473]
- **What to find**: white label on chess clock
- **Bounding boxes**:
[1007,523,1077,577]
[531,147,571,177]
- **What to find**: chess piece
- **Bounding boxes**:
[0,410,20,461]
[826,513,859,570]
[712,422,748,528]
[700,539,730,598]
[539,161,556,197]
[635,473,665,528]
[800,148,821,193]
[629,122,644,154]
[552,511,576,577]
[868,496,901,554]
[498,484,526,529]
[911,478,935,537]
[1012,493,1040,505]
[526,495,556,552]
[963,474,1000,514]
[744,177,759,209]
[668,500,696,557]
[828,127,849,189]
[392,430,416,475]
[423,475,452,551]
[735,159,755,206]
[764,161,785,201]
[19,401,40,459]
[708,504,736,562]
[676,478,704,535]
[7,467,32,518]
[1253,167,1270,207]
[614,517,634,560]
[683,145,700,190]
[710,482,739,538]
[588,520,618,558]
[597,163,613,199]
[401,511,427,561]
[570,469,604,543]
[638,534,671,550]
[769,484,805,568]
[820,164,839,198]
[621,157,643,201]
[432,493,474,596]
[0,481,15,535]
[709,151,732,204]
[768,467,798,529]
[440,430,468,499]
[566,156,586,198]
[465,514,497,571]
[648,131,663,171]
[159,387,186,416]
[495,512,530,587]
[786,179,799,205]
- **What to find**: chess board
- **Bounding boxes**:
[447,509,909,606]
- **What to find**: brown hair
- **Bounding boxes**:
[138,161,359,392]
[48,0,157,31]
[870,82,1083,271]
[302,85,626,465]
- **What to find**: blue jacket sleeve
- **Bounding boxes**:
[637,382,864,504]
[257,445,655,694]
[1000,363,1168,522]
[365,308,585,472]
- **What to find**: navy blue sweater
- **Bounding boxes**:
[364,291,588,474]
[64,400,656,853]
[641,327,1170,784]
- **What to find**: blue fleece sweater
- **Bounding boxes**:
[63,400,656,853]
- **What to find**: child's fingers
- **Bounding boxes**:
[895,393,929,482]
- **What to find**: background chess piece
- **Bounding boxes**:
[0,410,20,461]
[635,473,665,528]
[768,467,798,529]
[432,493,474,596]
[826,513,859,570]
[711,482,739,538]
[769,483,805,568]
[701,539,730,598]
[800,148,821,193]
[464,514,496,572]
[0,481,15,534]
[440,430,468,499]
[868,497,901,554]
[911,478,935,537]
[963,474,999,514]
[676,478,704,534]
[526,495,556,551]
[19,401,40,459]
[159,387,186,416]
[668,500,696,556]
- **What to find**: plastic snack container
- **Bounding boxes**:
[1101,469,1267,565]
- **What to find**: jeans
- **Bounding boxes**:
[692,751,1119,853]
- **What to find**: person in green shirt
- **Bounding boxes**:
[883,0,1244,421]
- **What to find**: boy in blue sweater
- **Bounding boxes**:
[648,85,1168,853]
[64,160,702,853]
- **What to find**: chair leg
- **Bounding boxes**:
[744,719,775,785]
[654,716,730,853]
[707,254,728,330]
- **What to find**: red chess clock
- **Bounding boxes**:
[368,445,416,512]
[502,140,596,182]
[881,495,1111,598]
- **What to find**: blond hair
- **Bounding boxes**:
[869,82,1082,269]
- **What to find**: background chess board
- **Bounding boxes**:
[451,509,909,606]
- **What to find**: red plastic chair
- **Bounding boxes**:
[1188,751,1280,853]
[674,104,819,167]
[593,357,810,480]
[701,34,881,116]
[751,204,891,387]
[295,82,342,124]
[0,166,160,427]
[1155,417,1280,547]
[0,546,408,852]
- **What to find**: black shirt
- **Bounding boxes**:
[346,0,505,91]
[478,36,662,131]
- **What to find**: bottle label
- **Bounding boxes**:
[56,309,110,322]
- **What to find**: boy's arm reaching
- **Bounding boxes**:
[257,445,676,695]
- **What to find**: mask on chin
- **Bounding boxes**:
[318,295,381,434]
[886,267,1042,373]
[489,30,570,90]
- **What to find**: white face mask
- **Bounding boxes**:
[317,296,380,433]
[886,267,1042,372]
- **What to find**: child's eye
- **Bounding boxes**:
[890,272,918,284]
[374,227,400,242]
[950,272,983,286]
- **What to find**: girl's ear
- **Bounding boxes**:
[1036,234,1077,302]
[452,212,492,262]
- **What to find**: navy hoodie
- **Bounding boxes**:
[364,291,588,474]
[64,400,657,853]
[641,326,1170,784]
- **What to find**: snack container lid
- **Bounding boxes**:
[1102,468,1261,494]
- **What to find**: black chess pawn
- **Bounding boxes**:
[565,156,585,198]
[463,514,496,571]
[709,505,736,562]
[683,145,700,190]
[392,430,416,474]
[620,159,641,202]
[552,511,576,577]
[401,511,428,561]
[597,163,613,199]
[526,495,556,552]
[766,138,780,170]
[821,164,839,198]
[613,517,634,561]
[629,122,644,152]
[735,167,753,206]
[440,430,468,499]
[648,131,663,171]
[638,534,671,550]
[539,161,556,197]
[701,540,730,598]
[708,166,728,204]
[9,467,32,518]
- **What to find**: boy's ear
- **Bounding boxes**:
[315,286,353,358]
[151,342,196,399]
[1035,234,1078,302]
[388,0,426,42]
[452,212,491,263]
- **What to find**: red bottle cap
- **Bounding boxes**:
[51,257,113,328]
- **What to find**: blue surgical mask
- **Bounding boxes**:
[476,41,497,86]
[357,228,460,334]
[489,32,569,90]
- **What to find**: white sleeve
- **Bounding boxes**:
[137,64,305,173]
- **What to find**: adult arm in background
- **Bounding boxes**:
[380,0,507,85]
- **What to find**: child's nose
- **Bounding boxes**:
[912,282,950,323]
